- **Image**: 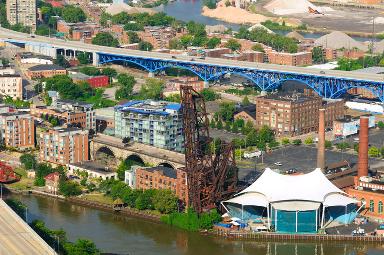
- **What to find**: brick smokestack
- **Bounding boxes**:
[358,116,369,177]
[317,109,326,170]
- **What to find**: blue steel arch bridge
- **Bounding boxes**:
[98,53,384,102]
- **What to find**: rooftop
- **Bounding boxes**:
[115,100,181,115]
[259,92,317,103]
[139,166,177,179]
[28,64,65,71]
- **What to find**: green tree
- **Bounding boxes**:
[35,24,51,36]
[225,39,241,52]
[378,121,384,129]
[218,102,236,121]
[59,180,82,197]
[53,55,70,68]
[138,41,154,51]
[153,189,178,214]
[216,119,223,129]
[232,122,239,133]
[20,154,37,169]
[381,147,384,158]
[281,138,290,145]
[62,5,86,23]
[252,43,265,52]
[64,239,100,255]
[225,121,232,132]
[92,32,119,47]
[354,143,359,153]
[101,67,117,78]
[139,78,164,100]
[201,89,219,101]
[304,137,314,145]
[179,34,193,49]
[209,119,216,128]
[336,142,350,151]
[77,52,91,65]
[368,146,380,157]
[242,96,250,106]
[292,139,302,145]
[312,46,324,64]
[206,37,221,49]
[123,22,144,31]
[79,66,101,76]
[203,0,217,9]
[325,140,333,149]
[128,31,140,44]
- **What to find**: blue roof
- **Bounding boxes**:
[115,100,181,116]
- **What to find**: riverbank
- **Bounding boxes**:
[6,187,162,222]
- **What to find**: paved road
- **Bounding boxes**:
[0,199,56,255]
[1,27,384,83]
[334,128,384,149]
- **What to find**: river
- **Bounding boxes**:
[157,0,380,42]
[8,193,384,255]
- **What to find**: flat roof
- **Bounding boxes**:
[28,64,65,71]
[139,166,177,179]
[115,100,181,115]
[260,92,317,103]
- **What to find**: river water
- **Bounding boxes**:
[8,193,384,255]
[158,0,379,42]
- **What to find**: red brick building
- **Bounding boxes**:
[163,76,205,97]
[135,166,188,204]
[266,50,312,66]
[26,64,66,79]
[0,112,35,150]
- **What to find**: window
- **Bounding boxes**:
[379,201,383,214]
[369,200,374,213]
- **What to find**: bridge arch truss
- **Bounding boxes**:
[97,52,384,101]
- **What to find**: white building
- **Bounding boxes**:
[124,165,140,188]
[67,161,117,181]
[0,74,23,99]
[222,168,358,233]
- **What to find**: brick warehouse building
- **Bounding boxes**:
[135,166,188,205]
[255,92,344,136]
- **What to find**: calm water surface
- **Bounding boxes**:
[8,193,384,255]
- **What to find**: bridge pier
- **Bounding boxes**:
[148,72,155,78]
[260,90,267,96]
[92,52,99,66]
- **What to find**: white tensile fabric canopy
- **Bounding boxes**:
[223,168,357,210]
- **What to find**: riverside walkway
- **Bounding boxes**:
[0,199,56,255]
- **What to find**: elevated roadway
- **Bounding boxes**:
[0,199,56,255]
[1,27,383,100]
[0,27,382,82]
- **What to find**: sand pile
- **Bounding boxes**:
[264,0,325,15]
[202,0,268,24]
[106,3,156,15]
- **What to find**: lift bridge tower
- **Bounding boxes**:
[180,86,238,213]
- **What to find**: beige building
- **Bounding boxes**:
[0,112,35,149]
[6,0,37,31]
[39,127,89,165]
[0,74,23,99]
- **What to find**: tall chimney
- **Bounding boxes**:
[317,109,326,170]
[358,116,369,177]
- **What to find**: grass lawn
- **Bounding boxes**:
[6,177,34,191]
[82,192,114,205]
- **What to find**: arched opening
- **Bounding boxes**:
[99,59,149,72]
[159,66,201,78]
[115,154,146,181]
[157,162,175,169]
[95,146,116,166]
[346,86,379,100]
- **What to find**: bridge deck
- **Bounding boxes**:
[1,27,384,83]
[0,199,56,255]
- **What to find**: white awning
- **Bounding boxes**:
[238,168,346,203]
[323,193,358,207]
[272,201,321,211]
[223,192,268,208]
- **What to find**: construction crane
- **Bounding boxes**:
[180,85,238,213]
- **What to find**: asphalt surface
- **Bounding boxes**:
[238,145,384,183]
[334,128,384,149]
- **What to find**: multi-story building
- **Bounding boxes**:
[114,100,184,152]
[39,127,89,165]
[53,100,96,130]
[135,166,188,204]
[266,50,312,66]
[56,19,101,41]
[30,105,87,128]
[163,76,205,97]
[0,74,23,99]
[137,26,181,49]
[255,93,344,136]
[0,112,35,149]
[69,72,109,88]
[26,64,67,79]
[6,0,37,31]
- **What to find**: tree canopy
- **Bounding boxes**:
[92,32,119,47]
[62,5,86,23]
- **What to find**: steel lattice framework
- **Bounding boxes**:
[98,53,384,102]
[180,86,237,213]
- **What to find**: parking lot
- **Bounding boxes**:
[238,145,384,184]
[334,128,384,149]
